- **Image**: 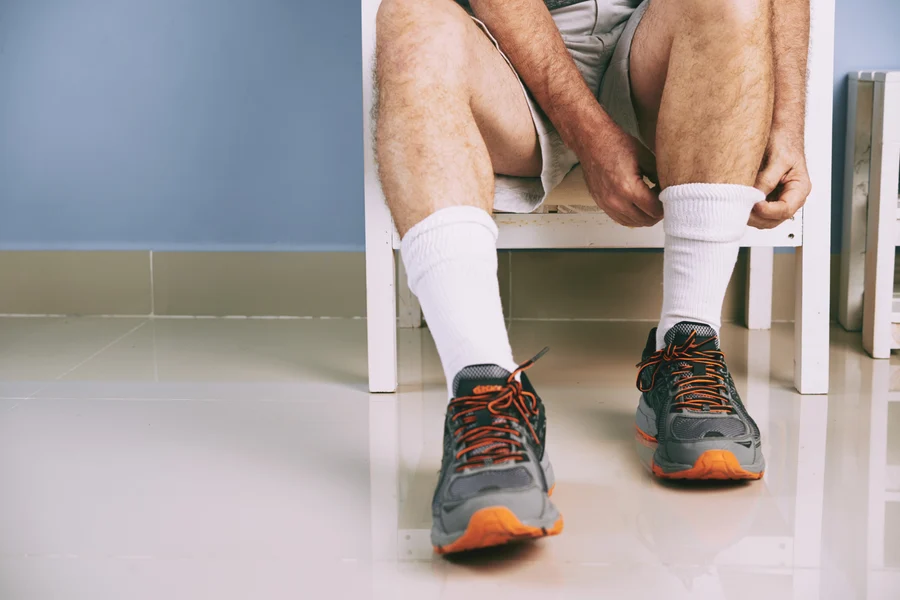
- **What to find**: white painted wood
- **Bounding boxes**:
[794,0,834,394]
[746,247,774,330]
[388,166,802,249]
[391,210,801,250]
[396,255,423,329]
[363,0,399,392]
[497,213,800,249]
[839,72,875,331]
[862,73,900,359]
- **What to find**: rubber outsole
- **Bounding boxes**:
[652,449,764,480]
[434,506,564,555]
[636,426,763,481]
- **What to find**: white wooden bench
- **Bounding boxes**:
[363,0,834,394]
[839,71,900,358]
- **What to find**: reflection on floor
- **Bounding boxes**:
[0,317,897,599]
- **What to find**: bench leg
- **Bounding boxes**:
[839,73,874,331]
[363,0,399,393]
[746,247,774,330]
[793,1,833,394]
[366,237,399,393]
[862,76,900,359]
[795,245,831,394]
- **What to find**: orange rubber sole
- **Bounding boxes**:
[636,426,763,481]
[651,449,764,481]
[434,506,564,555]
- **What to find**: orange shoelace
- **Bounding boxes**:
[635,331,734,414]
[448,348,548,472]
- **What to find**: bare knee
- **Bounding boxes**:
[678,0,770,34]
[376,0,472,86]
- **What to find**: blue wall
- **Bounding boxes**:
[0,0,898,251]
[0,0,362,251]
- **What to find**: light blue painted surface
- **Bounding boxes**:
[0,0,897,251]
[0,0,362,251]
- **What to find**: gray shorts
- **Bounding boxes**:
[471,0,650,213]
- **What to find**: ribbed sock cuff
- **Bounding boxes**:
[400,207,497,292]
[401,206,497,247]
[661,183,763,243]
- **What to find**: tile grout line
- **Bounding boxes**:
[25,320,150,399]
[54,320,150,381]
[149,250,156,316]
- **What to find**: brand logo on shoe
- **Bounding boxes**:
[473,385,504,394]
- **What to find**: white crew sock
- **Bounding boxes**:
[401,207,517,397]
[657,183,764,349]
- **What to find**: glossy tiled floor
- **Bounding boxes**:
[0,317,898,599]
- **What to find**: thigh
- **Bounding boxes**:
[628,0,677,153]
[464,16,543,177]
[377,0,541,178]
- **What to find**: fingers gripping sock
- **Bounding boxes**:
[657,184,764,349]
[400,207,517,398]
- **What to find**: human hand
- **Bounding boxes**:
[750,128,811,230]
[576,122,662,227]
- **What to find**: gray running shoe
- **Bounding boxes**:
[431,350,562,554]
[634,322,765,480]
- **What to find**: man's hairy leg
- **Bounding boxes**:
[375,0,539,237]
[377,0,565,549]
[631,0,773,186]
[375,0,540,395]
[629,0,775,347]
[628,0,775,481]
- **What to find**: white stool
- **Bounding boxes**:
[839,71,900,358]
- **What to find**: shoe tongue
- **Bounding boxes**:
[451,364,519,463]
[664,322,720,350]
[663,322,727,408]
[452,364,512,397]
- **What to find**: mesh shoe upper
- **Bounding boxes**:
[636,322,760,444]
[446,466,534,499]
[433,355,552,520]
